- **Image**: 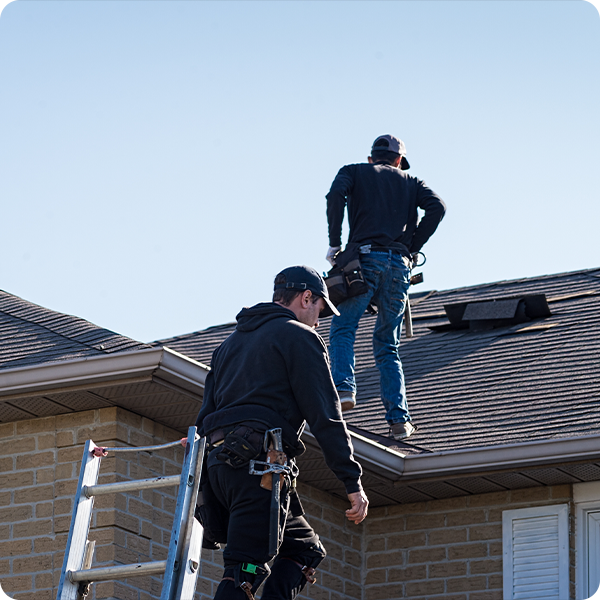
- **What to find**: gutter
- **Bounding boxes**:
[0,347,210,399]
[302,428,600,484]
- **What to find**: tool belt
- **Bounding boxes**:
[325,243,369,306]
[210,424,264,469]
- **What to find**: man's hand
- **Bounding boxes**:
[326,246,341,267]
[346,490,369,524]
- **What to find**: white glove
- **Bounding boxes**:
[326,246,341,267]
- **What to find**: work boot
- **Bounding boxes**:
[338,392,356,412]
[390,421,416,440]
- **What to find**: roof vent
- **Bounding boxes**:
[431,294,551,332]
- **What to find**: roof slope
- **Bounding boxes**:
[0,289,150,371]
[156,267,600,454]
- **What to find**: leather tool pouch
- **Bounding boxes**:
[325,243,369,306]
[217,430,261,469]
[259,448,287,491]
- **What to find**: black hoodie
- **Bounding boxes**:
[195,302,362,494]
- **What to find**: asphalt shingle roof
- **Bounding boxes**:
[0,289,150,371]
[156,267,600,454]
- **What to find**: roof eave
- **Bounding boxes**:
[0,347,210,399]
[303,428,600,484]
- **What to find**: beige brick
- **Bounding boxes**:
[34,536,62,553]
[0,437,35,456]
[0,505,32,523]
[510,487,550,503]
[408,546,446,564]
[388,531,426,549]
[344,580,362,599]
[488,573,503,588]
[76,424,123,444]
[2,471,34,488]
[13,519,52,537]
[367,537,385,552]
[469,524,502,541]
[35,572,53,588]
[16,416,55,435]
[0,539,32,556]
[470,558,502,574]
[448,543,488,560]
[54,498,73,516]
[54,479,78,497]
[366,550,404,569]
[53,515,72,533]
[0,575,32,592]
[57,446,85,464]
[326,541,343,561]
[366,516,404,536]
[470,592,502,600]
[37,433,56,450]
[344,549,361,568]
[36,468,56,485]
[551,484,572,499]
[406,513,445,530]
[425,496,468,512]
[14,485,54,504]
[115,407,144,430]
[0,491,11,507]
[97,407,119,423]
[467,491,510,507]
[429,561,467,578]
[56,411,96,429]
[405,579,445,596]
[55,463,74,480]
[13,554,52,573]
[365,569,387,585]
[36,502,53,518]
[0,422,15,438]
[428,527,467,546]
[388,564,427,582]
[56,431,74,447]
[0,456,13,471]
[447,575,487,592]
[446,509,486,527]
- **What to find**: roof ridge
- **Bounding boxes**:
[0,289,146,354]
[425,266,600,297]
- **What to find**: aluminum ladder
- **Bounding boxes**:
[56,426,206,600]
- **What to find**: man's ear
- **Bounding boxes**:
[393,156,402,168]
[301,290,313,307]
[368,156,373,164]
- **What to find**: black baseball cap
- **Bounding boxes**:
[371,134,410,170]
[274,265,340,318]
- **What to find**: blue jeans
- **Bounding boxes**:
[329,251,411,425]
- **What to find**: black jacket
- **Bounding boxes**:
[195,302,363,494]
[327,162,446,253]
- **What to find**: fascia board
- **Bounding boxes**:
[0,347,209,398]
[303,427,600,484]
[402,433,600,481]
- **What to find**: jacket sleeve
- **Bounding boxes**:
[326,165,354,248]
[409,180,446,253]
[284,326,363,494]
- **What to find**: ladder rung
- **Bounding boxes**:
[68,560,167,583]
[84,475,180,497]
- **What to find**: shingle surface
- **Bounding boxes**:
[155,267,600,454]
[0,289,150,371]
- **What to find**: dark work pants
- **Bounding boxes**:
[206,448,325,599]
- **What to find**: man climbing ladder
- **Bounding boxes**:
[195,265,369,600]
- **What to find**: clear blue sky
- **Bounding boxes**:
[1,1,599,343]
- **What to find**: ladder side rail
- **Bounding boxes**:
[56,440,103,600]
[173,437,206,600]
[84,475,180,497]
[160,427,201,600]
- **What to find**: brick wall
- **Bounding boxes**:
[362,485,573,600]
[0,410,576,600]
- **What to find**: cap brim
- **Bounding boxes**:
[400,156,410,170]
[320,296,340,318]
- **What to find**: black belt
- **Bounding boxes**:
[209,424,264,450]
[367,246,407,256]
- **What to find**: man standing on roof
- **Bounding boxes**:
[326,134,446,440]
[195,265,368,600]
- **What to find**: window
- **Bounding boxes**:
[575,482,600,600]
[502,504,569,600]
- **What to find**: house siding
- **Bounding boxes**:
[0,410,579,600]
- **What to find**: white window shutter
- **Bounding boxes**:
[503,504,569,600]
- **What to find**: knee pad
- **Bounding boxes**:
[222,562,271,598]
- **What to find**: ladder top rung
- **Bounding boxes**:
[84,475,180,497]
[69,560,167,583]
